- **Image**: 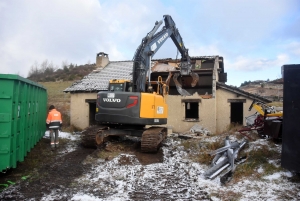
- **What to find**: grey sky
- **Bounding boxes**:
[0,0,299,86]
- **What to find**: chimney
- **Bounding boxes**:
[96,52,109,68]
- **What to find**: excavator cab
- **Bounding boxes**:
[108,79,132,92]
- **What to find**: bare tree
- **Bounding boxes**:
[28,61,40,77]
[61,60,69,69]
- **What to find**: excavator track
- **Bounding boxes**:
[82,126,167,153]
[141,127,167,152]
[81,125,108,148]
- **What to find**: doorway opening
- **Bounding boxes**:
[86,99,97,126]
[230,102,243,125]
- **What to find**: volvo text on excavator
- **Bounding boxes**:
[83,15,199,152]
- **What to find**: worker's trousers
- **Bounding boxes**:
[50,129,59,148]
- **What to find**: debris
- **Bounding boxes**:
[177,125,211,139]
[189,124,211,136]
[204,136,248,184]
[238,114,264,140]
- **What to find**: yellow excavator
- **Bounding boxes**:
[249,100,283,117]
[240,100,283,140]
[88,15,199,152]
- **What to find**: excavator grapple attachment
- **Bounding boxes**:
[190,72,199,87]
[173,73,191,96]
[173,72,199,96]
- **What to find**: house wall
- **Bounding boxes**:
[69,89,259,133]
[215,89,258,133]
[166,93,217,133]
[70,93,97,129]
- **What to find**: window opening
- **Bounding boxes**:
[185,102,199,120]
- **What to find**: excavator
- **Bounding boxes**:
[248,100,283,118]
[82,15,199,152]
[239,100,283,140]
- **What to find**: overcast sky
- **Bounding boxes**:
[0,0,299,86]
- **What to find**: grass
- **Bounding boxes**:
[210,190,243,201]
[179,123,283,185]
[225,123,244,133]
[233,143,283,182]
[180,138,224,165]
[180,125,247,165]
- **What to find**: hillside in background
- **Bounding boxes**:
[239,78,283,101]
[28,63,96,82]
[27,59,283,102]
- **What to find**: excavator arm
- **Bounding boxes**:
[249,100,283,117]
[132,15,199,95]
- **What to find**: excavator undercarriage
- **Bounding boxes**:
[81,125,167,152]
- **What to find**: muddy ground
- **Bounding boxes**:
[0,133,211,200]
[0,136,94,200]
[1,131,299,201]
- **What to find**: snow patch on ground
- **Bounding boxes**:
[44,131,79,141]
[71,193,105,201]
[74,138,299,200]
[257,166,264,173]
[39,136,299,200]
[43,131,80,153]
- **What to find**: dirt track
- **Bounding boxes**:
[0,134,211,200]
[0,137,95,200]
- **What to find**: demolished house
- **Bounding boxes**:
[64,52,271,133]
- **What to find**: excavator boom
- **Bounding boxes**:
[132,15,199,95]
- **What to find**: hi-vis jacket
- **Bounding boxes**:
[46,109,62,129]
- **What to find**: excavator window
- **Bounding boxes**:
[109,83,124,91]
[109,82,132,92]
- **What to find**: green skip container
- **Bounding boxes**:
[0,74,47,172]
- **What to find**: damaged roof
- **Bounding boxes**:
[216,82,271,103]
[63,59,270,104]
[64,56,223,93]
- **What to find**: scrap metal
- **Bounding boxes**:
[204,136,248,184]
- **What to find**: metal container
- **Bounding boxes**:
[264,118,282,139]
[0,74,47,172]
[281,64,300,172]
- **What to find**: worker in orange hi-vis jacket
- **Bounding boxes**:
[46,105,62,148]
